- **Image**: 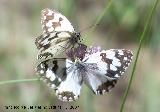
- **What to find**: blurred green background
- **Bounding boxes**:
[0,0,160,112]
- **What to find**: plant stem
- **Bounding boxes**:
[119,0,159,112]
[84,0,113,45]
[93,0,113,30]
[0,78,39,86]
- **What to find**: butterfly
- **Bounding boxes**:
[35,8,81,60]
[36,45,133,101]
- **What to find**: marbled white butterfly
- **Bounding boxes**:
[36,45,133,101]
[35,8,81,60]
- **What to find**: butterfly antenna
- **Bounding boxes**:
[79,23,100,34]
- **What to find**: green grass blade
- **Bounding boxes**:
[0,78,38,86]
[92,0,113,31]
[83,0,113,45]
[119,0,159,112]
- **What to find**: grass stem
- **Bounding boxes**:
[119,0,159,111]
[0,78,38,86]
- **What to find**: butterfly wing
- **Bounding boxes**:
[41,8,75,33]
[84,49,133,79]
[35,32,72,60]
[36,58,82,101]
[35,8,77,60]
[83,63,117,94]
[83,49,133,94]
[55,59,82,101]
[36,58,67,89]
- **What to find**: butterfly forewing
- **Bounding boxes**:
[82,49,133,94]
[83,49,133,79]
[41,8,75,33]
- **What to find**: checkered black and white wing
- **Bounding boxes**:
[83,63,117,95]
[35,32,73,60]
[36,59,82,101]
[36,58,67,89]
[55,59,83,101]
[83,49,133,94]
[35,8,79,60]
[41,8,75,33]
[84,49,133,79]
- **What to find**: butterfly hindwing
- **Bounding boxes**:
[55,59,83,101]
[36,59,82,101]
[83,63,117,94]
[36,58,67,89]
[36,32,73,60]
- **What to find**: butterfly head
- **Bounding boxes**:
[75,32,81,39]
[72,32,81,43]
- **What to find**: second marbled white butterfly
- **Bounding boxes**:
[36,45,133,101]
[35,8,81,60]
